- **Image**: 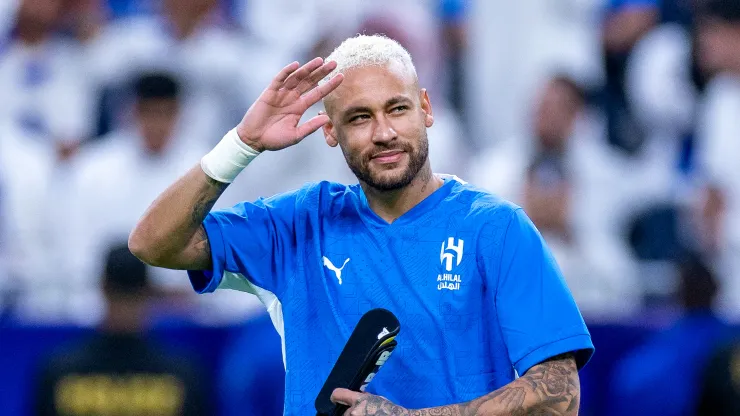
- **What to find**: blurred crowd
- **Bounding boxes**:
[2,0,739,325]
[2,0,740,414]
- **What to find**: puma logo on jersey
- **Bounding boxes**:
[322,256,350,285]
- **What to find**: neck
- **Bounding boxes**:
[16,25,49,46]
[102,301,145,334]
[361,164,442,223]
[170,14,205,40]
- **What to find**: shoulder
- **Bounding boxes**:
[445,175,522,220]
[237,180,358,214]
[443,175,529,245]
[289,180,360,207]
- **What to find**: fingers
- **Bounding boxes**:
[283,57,324,90]
[268,61,300,91]
[297,60,338,95]
[331,388,364,407]
[301,73,344,109]
[295,114,330,139]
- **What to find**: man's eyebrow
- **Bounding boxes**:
[342,105,371,117]
[385,96,412,107]
[341,96,413,118]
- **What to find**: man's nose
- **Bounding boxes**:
[373,115,398,144]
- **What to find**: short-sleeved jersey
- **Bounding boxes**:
[188,176,594,415]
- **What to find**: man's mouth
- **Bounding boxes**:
[371,150,405,164]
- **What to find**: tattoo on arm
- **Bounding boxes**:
[401,353,580,416]
[187,177,227,269]
[191,177,228,225]
[193,225,212,263]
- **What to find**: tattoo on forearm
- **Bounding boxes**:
[399,353,579,416]
[191,178,227,225]
[193,225,212,261]
[189,178,226,267]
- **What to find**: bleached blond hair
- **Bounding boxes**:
[321,34,418,87]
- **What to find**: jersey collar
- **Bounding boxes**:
[357,174,458,227]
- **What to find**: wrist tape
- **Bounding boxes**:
[200,128,261,183]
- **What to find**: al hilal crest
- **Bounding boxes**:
[438,238,464,291]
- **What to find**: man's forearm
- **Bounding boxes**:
[129,164,228,269]
[412,353,580,416]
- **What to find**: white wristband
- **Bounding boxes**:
[200,128,261,183]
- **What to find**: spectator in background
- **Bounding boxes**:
[696,336,740,415]
[33,244,210,416]
[601,0,660,155]
[464,0,604,151]
[694,0,740,318]
[0,121,56,320]
[623,11,699,208]
[59,72,259,325]
[0,0,96,160]
[469,75,640,318]
[608,254,731,416]
[84,0,254,146]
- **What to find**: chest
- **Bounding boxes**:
[295,222,488,331]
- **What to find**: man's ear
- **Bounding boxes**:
[420,88,434,128]
[321,111,338,147]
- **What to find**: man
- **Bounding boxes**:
[694,0,740,318]
[608,254,731,416]
[84,0,254,147]
[0,0,95,160]
[130,35,594,415]
[33,243,210,416]
[469,76,639,317]
[60,72,259,325]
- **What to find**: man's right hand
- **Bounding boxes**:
[236,58,344,152]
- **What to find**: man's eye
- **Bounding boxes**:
[391,106,409,113]
[349,115,370,123]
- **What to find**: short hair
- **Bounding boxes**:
[321,34,418,85]
[133,72,180,101]
[103,243,149,295]
[700,0,740,23]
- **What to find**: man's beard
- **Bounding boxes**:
[343,130,429,191]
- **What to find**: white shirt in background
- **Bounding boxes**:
[85,16,257,148]
[0,121,59,321]
[696,74,740,318]
[625,24,699,207]
[58,130,263,326]
[465,0,606,150]
[0,36,96,145]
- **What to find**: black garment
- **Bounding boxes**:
[696,341,740,415]
[33,332,210,416]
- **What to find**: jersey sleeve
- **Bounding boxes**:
[187,189,300,298]
[487,208,594,376]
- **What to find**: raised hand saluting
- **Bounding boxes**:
[235,57,344,152]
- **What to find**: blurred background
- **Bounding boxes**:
[2,0,740,414]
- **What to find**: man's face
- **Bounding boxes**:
[135,98,179,154]
[697,18,740,75]
[163,0,213,23]
[18,0,61,29]
[534,81,581,149]
[323,64,434,191]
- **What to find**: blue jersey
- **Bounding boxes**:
[188,176,594,415]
